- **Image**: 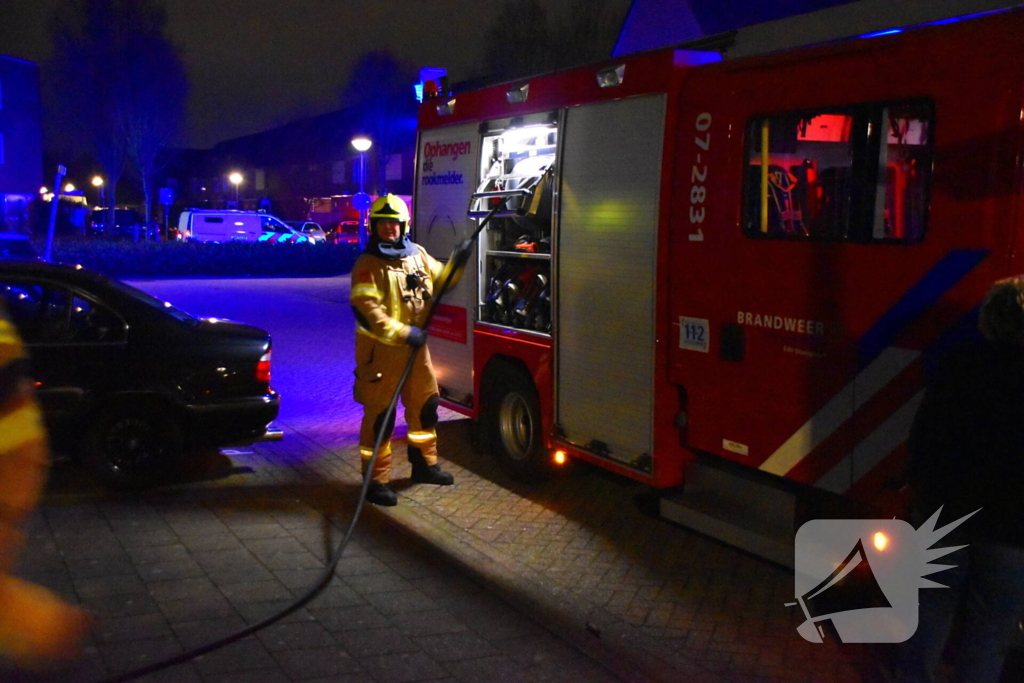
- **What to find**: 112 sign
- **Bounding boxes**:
[679,316,710,353]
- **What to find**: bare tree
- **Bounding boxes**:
[120,33,188,239]
[339,52,417,195]
[481,0,552,83]
[550,0,620,71]
[51,0,187,239]
[479,0,621,84]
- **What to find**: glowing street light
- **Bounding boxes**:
[64,183,76,193]
[351,136,372,153]
[351,137,372,247]
[91,175,105,207]
[229,172,243,205]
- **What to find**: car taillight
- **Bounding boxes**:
[256,350,272,383]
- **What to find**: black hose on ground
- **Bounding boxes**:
[96,201,507,683]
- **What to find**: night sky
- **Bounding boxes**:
[3,0,633,149]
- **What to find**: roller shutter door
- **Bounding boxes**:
[556,94,665,466]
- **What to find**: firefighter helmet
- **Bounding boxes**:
[369,194,410,234]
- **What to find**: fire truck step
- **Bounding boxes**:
[659,459,797,568]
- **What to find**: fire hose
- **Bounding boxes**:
[97,201,505,683]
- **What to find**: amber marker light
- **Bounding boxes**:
[553,450,567,465]
[873,532,888,551]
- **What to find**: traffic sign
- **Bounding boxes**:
[352,192,372,211]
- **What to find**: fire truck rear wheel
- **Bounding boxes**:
[485,365,548,481]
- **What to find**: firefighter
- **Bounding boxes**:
[0,302,89,667]
[350,194,455,506]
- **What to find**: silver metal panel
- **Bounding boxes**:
[413,124,480,405]
[556,94,665,464]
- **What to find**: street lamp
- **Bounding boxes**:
[64,183,76,193]
[351,137,372,247]
[229,172,243,206]
[92,175,105,207]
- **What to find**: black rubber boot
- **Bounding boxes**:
[365,482,398,506]
[408,447,454,486]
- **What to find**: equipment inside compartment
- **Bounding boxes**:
[472,120,557,335]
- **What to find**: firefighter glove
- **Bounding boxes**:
[406,326,427,348]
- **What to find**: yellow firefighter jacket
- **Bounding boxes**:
[350,243,444,405]
[0,307,89,666]
[350,243,444,346]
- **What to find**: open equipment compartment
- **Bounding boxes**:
[470,115,558,335]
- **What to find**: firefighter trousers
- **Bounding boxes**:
[356,342,440,484]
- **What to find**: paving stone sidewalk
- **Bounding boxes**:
[5,449,624,683]
[285,420,872,683]
[3,276,881,682]
[6,412,879,683]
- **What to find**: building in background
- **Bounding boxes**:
[162,108,416,228]
[0,55,42,234]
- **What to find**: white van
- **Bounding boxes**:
[177,210,310,244]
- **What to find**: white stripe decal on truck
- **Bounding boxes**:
[815,390,925,493]
[758,347,919,476]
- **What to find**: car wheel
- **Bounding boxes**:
[483,363,550,481]
[83,404,183,488]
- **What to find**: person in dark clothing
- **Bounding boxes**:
[892,276,1024,683]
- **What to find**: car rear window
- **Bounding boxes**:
[106,279,199,325]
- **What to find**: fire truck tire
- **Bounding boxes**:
[484,365,548,481]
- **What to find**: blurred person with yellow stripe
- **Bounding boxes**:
[0,302,89,668]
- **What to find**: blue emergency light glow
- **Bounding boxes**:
[414,83,424,102]
[855,7,1015,41]
[858,28,902,39]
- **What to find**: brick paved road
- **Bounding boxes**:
[4,276,911,681]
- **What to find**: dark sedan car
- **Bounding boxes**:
[0,260,281,487]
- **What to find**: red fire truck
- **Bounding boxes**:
[411,7,1024,564]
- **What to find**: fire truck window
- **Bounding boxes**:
[744,110,855,240]
[874,102,932,242]
[743,100,932,244]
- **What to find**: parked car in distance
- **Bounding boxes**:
[87,208,155,240]
[0,260,282,487]
[326,221,360,245]
[0,232,40,260]
[259,215,311,244]
[177,210,310,244]
[286,220,326,244]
